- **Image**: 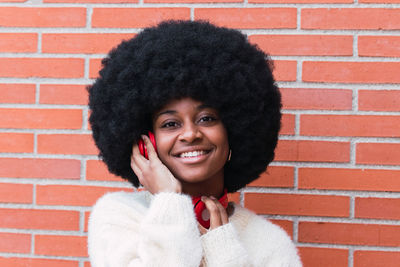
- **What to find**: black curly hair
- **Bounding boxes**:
[88,20,281,193]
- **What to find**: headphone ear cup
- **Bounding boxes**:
[148,131,157,153]
[194,201,210,229]
[138,139,147,159]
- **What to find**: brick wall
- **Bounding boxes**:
[0,1,399,267]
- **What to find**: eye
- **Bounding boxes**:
[161,121,179,128]
[198,115,217,124]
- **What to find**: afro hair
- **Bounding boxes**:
[88,20,281,193]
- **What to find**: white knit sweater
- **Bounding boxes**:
[88,191,302,267]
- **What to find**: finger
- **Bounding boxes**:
[210,196,229,225]
[197,222,207,235]
[130,144,144,178]
[202,196,222,229]
[132,142,148,168]
[141,135,158,161]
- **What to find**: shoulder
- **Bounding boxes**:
[92,190,150,210]
[231,205,292,243]
[231,205,302,266]
[89,190,152,228]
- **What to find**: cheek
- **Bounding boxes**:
[208,126,229,154]
[217,127,229,147]
[154,133,174,160]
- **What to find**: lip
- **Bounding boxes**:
[172,146,213,157]
[172,146,213,164]
[174,150,211,164]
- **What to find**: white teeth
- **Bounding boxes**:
[179,151,207,158]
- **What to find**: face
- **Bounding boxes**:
[152,98,229,185]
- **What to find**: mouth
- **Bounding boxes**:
[172,149,212,164]
[177,150,210,158]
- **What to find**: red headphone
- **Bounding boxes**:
[138,131,157,159]
[192,189,228,229]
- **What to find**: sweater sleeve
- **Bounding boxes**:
[88,191,202,267]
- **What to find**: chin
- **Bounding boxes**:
[173,168,223,185]
[175,172,209,184]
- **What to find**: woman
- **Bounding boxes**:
[88,20,302,266]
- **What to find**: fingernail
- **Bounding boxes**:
[210,196,216,200]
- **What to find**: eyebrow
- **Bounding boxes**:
[154,104,214,120]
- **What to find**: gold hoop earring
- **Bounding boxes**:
[228,149,232,162]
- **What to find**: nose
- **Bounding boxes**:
[178,122,202,143]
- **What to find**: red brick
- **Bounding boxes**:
[357,143,400,165]
[0,158,80,179]
[84,211,90,232]
[40,84,88,105]
[281,88,352,110]
[0,7,85,27]
[85,262,91,267]
[280,114,295,135]
[299,247,348,267]
[360,0,400,2]
[244,193,349,217]
[303,61,400,84]
[273,60,297,82]
[275,140,350,163]
[250,35,352,56]
[46,0,136,2]
[35,235,87,257]
[359,90,400,112]
[270,219,293,237]
[42,33,134,54]
[89,58,103,79]
[299,168,400,192]
[36,185,132,206]
[299,221,400,246]
[0,233,30,253]
[0,33,37,53]
[86,160,121,181]
[0,58,84,78]
[0,208,79,230]
[0,183,32,204]
[356,197,400,220]
[92,8,190,28]
[302,8,400,30]
[38,134,98,155]
[228,192,240,204]
[0,133,34,153]
[252,0,350,2]
[359,36,400,57]
[195,8,297,29]
[0,84,36,104]
[300,115,400,137]
[248,166,294,187]
[0,257,78,267]
[146,0,240,2]
[354,251,400,267]
[0,108,82,129]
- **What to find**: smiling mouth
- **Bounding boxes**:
[177,150,211,158]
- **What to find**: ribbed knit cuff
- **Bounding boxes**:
[144,192,196,225]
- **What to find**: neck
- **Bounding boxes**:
[180,170,224,198]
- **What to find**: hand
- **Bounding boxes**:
[198,196,229,235]
[131,135,182,195]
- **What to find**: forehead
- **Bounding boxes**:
[158,97,204,112]
[152,97,219,122]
